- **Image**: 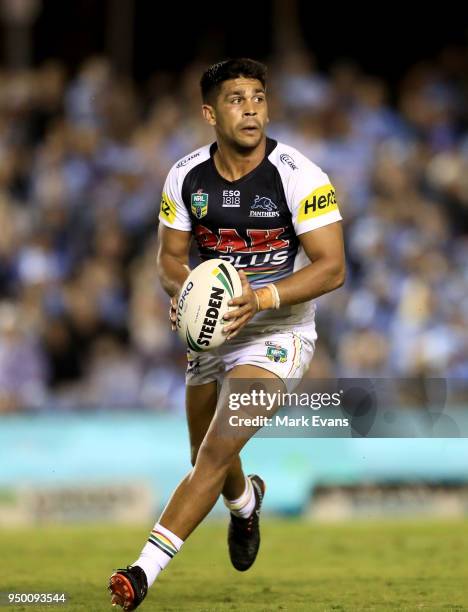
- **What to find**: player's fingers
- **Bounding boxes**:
[238,269,249,285]
[169,299,177,331]
[225,312,251,336]
[227,270,251,306]
[226,315,251,339]
[223,306,251,329]
[223,301,252,320]
[228,294,249,307]
[224,299,257,323]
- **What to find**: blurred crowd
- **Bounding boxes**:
[0,47,467,411]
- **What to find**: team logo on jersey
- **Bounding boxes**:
[249,195,280,217]
[265,342,288,363]
[191,190,208,219]
[222,189,240,207]
[298,184,338,222]
[280,153,298,170]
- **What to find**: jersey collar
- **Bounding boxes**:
[209,137,278,185]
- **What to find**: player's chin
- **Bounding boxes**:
[236,129,263,149]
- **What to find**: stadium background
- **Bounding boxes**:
[1,1,468,609]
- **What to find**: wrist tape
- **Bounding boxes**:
[254,283,281,311]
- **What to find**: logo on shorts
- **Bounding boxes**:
[250,195,280,217]
[187,350,201,376]
[191,190,208,219]
[265,341,288,363]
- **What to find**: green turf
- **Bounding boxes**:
[2,519,468,611]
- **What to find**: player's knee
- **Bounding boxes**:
[197,438,235,474]
[190,444,200,467]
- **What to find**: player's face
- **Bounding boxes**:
[203,78,268,150]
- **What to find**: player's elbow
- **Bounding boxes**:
[327,259,346,291]
[334,263,346,288]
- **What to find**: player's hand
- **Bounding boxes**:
[169,295,178,331]
[222,270,258,340]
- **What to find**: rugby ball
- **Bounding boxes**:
[176,259,242,351]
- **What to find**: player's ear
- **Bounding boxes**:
[202,104,216,126]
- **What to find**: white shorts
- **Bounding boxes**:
[186,324,317,388]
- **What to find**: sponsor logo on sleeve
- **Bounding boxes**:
[280,153,298,170]
[298,184,338,222]
[249,195,280,217]
[176,152,200,168]
[160,192,176,224]
[191,190,209,219]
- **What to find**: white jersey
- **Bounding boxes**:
[159,138,342,334]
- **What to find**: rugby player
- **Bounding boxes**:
[109,58,345,610]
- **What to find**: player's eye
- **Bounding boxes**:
[230,97,242,104]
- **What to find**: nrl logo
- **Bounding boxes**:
[265,342,288,363]
[191,189,208,219]
[249,195,280,217]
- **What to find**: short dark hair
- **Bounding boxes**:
[200,58,267,103]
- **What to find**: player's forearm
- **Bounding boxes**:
[257,258,345,310]
[157,253,190,298]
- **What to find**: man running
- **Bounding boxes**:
[109,57,345,610]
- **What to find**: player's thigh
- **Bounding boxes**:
[198,364,285,467]
[186,381,218,464]
[219,327,316,391]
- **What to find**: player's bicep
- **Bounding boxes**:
[157,223,191,264]
[299,222,345,275]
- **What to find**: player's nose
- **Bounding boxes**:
[243,101,257,116]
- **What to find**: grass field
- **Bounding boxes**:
[2,519,468,611]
